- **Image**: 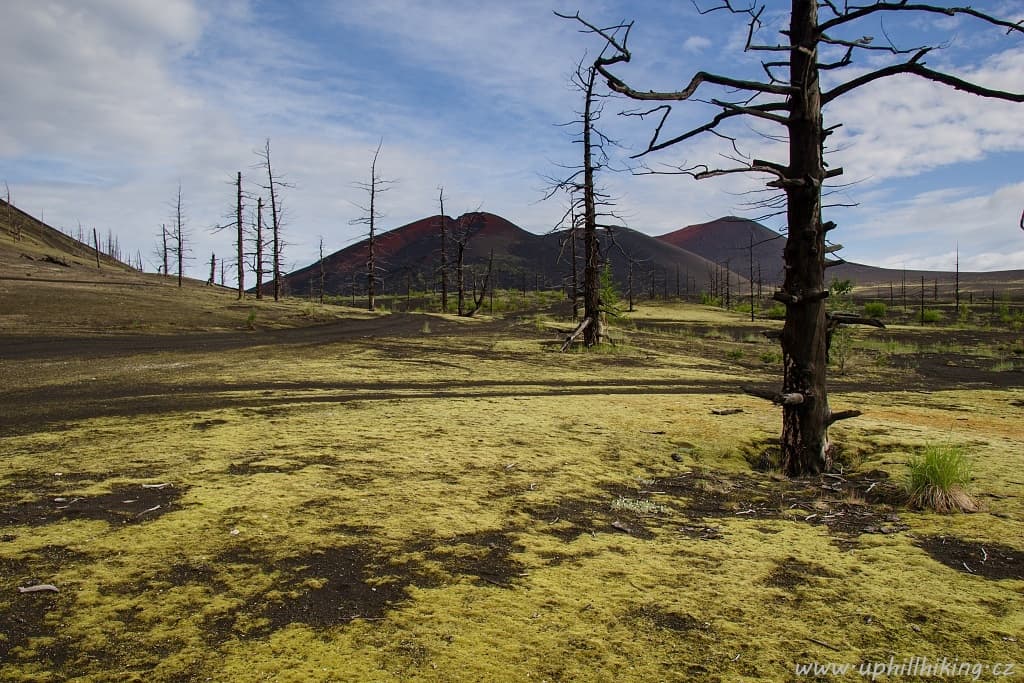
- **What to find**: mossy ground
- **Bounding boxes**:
[1,297,1021,681]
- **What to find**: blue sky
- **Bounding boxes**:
[1,0,1022,279]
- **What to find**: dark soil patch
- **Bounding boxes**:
[424,531,526,588]
[191,418,228,430]
[0,483,186,527]
[915,536,1024,580]
[523,488,658,542]
[630,604,712,634]
[764,557,838,589]
[651,468,906,538]
[0,548,82,666]
[225,458,305,475]
[262,545,411,629]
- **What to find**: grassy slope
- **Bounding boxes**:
[0,286,1021,681]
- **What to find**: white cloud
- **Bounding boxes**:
[826,48,1024,184]
[682,36,712,53]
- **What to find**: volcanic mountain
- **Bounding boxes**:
[280,212,734,298]
[656,216,1024,292]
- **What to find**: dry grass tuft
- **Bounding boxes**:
[906,444,979,513]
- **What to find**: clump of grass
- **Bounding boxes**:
[863,301,886,318]
[905,443,978,513]
[611,496,667,515]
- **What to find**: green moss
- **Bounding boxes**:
[2,302,1022,681]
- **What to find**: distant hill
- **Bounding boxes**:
[657,216,787,285]
[278,212,735,298]
[0,198,137,278]
[656,216,1024,294]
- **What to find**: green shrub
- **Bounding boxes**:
[829,327,853,373]
[699,292,721,307]
[863,301,886,318]
[905,444,978,513]
[921,309,942,324]
[766,303,786,319]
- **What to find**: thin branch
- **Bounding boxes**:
[822,57,1024,105]
[819,4,1024,35]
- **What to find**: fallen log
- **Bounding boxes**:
[560,317,592,352]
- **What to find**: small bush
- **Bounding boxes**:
[863,301,886,318]
[921,309,942,323]
[700,292,722,307]
[760,350,782,365]
[766,303,786,319]
[905,444,978,513]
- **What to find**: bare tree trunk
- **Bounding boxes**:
[468,250,494,317]
[93,228,101,269]
[260,140,284,302]
[439,189,449,313]
[570,223,580,321]
[778,0,830,475]
[582,65,603,345]
[256,197,264,300]
[368,183,376,312]
[319,237,325,305]
[954,244,960,311]
[456,241,465,316]
[161,224,168,276]
[208,253,216,286]
[749,233,756,322]
[236,171,244,299]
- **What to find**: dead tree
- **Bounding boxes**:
[438,188,450,313]
[451,213,474,316]
[548,22,632,346]
[208,253,216,286]
[466,250,494,317]
[159,224,169,276]
[570,3,1022,475]
[169,184,189,287]
[954,243,961,311]
[319,237,326,305]
[211,171,249,298]
[236,172,245,299]
[350,140,394,312]
[255,197,265,300]
[256,140,292,301]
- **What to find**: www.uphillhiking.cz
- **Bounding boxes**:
[794,656,1016,680]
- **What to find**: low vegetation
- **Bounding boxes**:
[1,272,1022,681]
[906,444,979,514]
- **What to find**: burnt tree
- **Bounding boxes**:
[255,197,265,300]
[169,184,189,287]
[547,22,633,347]
[570,3,1022,475]
[350,140,393,312]
[236,172,245,299]
[438,188,450,313]
[256,139,291,302]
